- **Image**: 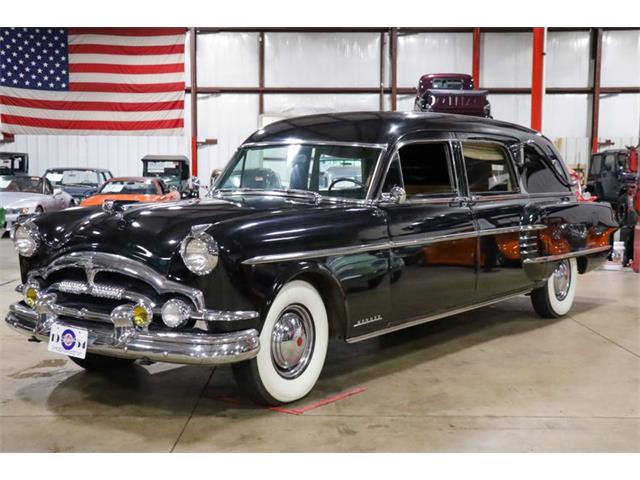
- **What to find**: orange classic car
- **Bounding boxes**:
[80,177,180,207]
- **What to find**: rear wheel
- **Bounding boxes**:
[232,280,329,405]
[531,258,577,318]
[69,353,135,371]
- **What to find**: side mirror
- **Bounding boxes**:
[53,188,63,195]
[210,169,222,187]
[191,176,201,188]
[381,186,406,204]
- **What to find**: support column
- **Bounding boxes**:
[258,31,265,115]
[472,28,481,89]
[390,28,398,111]
[590,28,603,153]
[189,27,198,177]
[530,27,546,132]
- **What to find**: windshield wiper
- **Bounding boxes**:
[212,187,322,203]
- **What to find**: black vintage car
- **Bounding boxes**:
[7,112,617,405]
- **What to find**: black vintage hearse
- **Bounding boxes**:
[7,112,617,405]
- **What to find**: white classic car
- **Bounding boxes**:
[1,175,73,235]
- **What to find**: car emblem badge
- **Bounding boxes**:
[354,314,383,328]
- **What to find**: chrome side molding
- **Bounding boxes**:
[243,224,548,265]
[346,288,533,343]
[523,245,611,264]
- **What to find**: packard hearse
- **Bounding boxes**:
[7,112,617,405]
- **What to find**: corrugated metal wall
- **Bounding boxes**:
[2,29,639,180]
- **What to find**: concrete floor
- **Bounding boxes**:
[0,236,638,452]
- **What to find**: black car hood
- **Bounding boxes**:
[34,196,321,273]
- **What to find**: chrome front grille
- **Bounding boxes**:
[26,251,207,328]
[54,280,126,300]
[29,251,205,311]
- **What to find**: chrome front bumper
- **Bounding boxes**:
[5,302,260,365]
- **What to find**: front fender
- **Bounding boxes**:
[260,260,349,339]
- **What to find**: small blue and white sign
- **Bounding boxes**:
[48,324,88,359]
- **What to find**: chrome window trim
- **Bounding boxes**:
[212,140,388,203]
[241,140,388,150]
[242,224,548,265]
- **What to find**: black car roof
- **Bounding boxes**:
[245,111,541,147]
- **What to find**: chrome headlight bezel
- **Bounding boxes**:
[179,225,219,276]
[161,298,192,328]
[13,220,40,257]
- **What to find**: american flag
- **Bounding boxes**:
[0,27,185,135]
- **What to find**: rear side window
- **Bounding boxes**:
[589,155,602,175]
[396,142,455,197]
[522,145,570,193]
[462,142,518,194]
[603,153,616,171]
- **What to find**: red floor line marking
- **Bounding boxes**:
[213,386,368,415]
[269,387,368,415]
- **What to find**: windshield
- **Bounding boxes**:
[215,144,382,200]
[99,180,158,195]
[432,78,464,89]
[143,161,183,179]
[45,169,98,186]
[0,175,42,193]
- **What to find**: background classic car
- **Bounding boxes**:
[43,167,113,205]
[414,73,491,118]
[1,174,73,235]
[6,112,617,405]
[79,176,181,207]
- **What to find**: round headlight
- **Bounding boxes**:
[161,299,192,328]
[13,222,40,257]
[180,231,218,275]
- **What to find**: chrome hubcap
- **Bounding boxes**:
[271,305,314,379]
[553,260,571,301]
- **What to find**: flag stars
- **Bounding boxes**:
[1,27,70,91]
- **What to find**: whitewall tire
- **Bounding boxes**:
[232,280,329,405]
[531,258,578,318]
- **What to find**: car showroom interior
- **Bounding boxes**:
[0,5,638,463]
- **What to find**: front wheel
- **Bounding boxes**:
[531,258,578,318]
[232,280,329,405]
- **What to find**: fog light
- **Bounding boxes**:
[24,284,39,308]
[161,299,191,328]
[132,303,153,329]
